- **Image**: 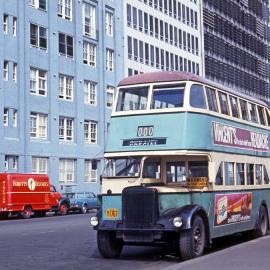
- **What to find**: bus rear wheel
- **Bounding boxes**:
[254,205,269,237]
[97,230,123,258]
[179,216,206,260]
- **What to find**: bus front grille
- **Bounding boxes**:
[122,186,158,228]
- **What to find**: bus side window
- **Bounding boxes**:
[247,103,258,123]
[224,162,234,186]
[188,161,208,177]
[255,164,263,185]
[246,164,254,185]
[239,99,249,121]
[265,109,270,126]
[215,163,223,185]
[229,96,240,118]
[218,92,229,115]
[190,84,206,109]
[264,166,269,184]
[236,163,245,185]
[257,106,266,125]
[205,87,218,112]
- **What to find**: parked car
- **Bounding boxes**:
[63,192,99,214]
[50,185,70,216]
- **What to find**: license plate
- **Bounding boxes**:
[106,208,118,218]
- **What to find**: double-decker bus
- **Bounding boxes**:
[90,72,270,260]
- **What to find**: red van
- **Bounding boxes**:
[0,173,69,218]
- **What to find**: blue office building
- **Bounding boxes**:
[0,0,124,194]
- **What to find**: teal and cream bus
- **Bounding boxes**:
[91,72,270,260]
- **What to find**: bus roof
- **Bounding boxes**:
[118,71,268,107]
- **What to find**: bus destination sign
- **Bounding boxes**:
[212,122,269,152]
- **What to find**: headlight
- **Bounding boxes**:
[173,217,183,228]
[90,216,99,226]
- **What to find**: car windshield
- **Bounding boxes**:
[104,157,141,177]
[65,193,75,199]
[77,193,85,198]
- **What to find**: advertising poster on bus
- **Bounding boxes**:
[214,193,252,226]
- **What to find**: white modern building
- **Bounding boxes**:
[123,0,204,77]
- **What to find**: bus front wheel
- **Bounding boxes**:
[97,230,123,258]
[179,216,206,260]
[254,205,269,237]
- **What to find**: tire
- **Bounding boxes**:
[179,216,206,260]
[81,204,88,214]
[254,205,269,238]
[21,206,32,219]
[58,203,68,216]
[97,230,123,259]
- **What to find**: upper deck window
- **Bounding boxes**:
[229,96,240,118]
[239,99,249,121]
[151,84,185,109]
[190,84,206,109]
[116,87,148,111]
[218,92,229,115]
[205,87,218,112]
[247,103,257,123]
[257,106,266,125]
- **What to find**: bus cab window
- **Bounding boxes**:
[246,164,254,185]
[264,166,269,184]
[215,163,223,185]
[255,164,263,185]
[151,85,185,109]
[116,87,148,111]
[205,87,218,112]
[142,158,161,179]
[190,84,206,109]
[236,163,245,185]
[188,161,208,177]
[240,99,249,121]
[166,162,186,183]
[224,162,234,186]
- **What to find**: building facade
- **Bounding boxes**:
[0,0,124,194]
[203,0,270,101]
[124,0,204,76]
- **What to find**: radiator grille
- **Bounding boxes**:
[122,186,157,228]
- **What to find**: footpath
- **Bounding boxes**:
[163,235,270,270]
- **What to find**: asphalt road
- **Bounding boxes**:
[0,213,269,270]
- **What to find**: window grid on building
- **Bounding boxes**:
[32,157,48,174]
[59,74,73,101]
[84,120,97,144]
[30,112,48,139]
[106,49,114,71]
[3,108,8,127]
[3,14,8,34]
[84,160,97,183]
[13,62,17,82]
[59,32,73,57]
[3,60,8,81]
[84,81,97,105]
[13,110,17,127]
[83,3,96,39]
[59,117,73,141]
[5,156,18,171]
[58,0,72,20]
[30,23,47,50]
[83,41,96,67]
[29,0,47,11]
[59,159,75,183]
[106,86,115,108]
[30,68,47,95]
[105,11,114,37]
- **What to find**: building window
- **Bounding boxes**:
[59,159,75,183]
[105,11,113,37]
[5,156,18,171]
[12,62,17,82]
[32,157,48,174]
[59,74,73,101]
[30,68,47,95]
[59,117,73,141]
[3,60,8,81]
[83,41,96,66]
[58,0,72,20]
[84,120,97,144]
[13,110,17,127]
[59,33,73,57]
[3,14,8,34]
[83,3,96,38]
[4,108,8,127]
[84,81,97,105]
[106,86,114,108]
[30,112,48,139]
[30,23,47,50]
[29,0,47,10]
[12,17,17,36]
[106,49,114,71]
[84,160,97,183]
